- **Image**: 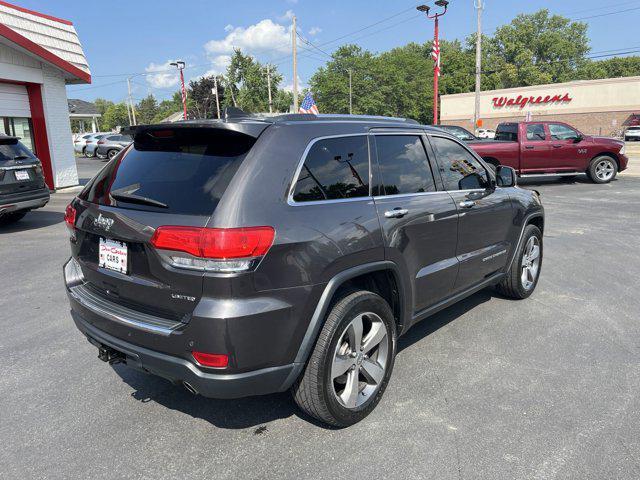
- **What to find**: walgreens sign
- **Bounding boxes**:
[492,93,572,110]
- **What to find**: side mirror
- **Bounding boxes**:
[573,135,583,143]
[496,165,516,187]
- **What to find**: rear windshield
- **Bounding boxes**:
[495,124,518,141]
[0,139,35,162]
[79,128,256,216]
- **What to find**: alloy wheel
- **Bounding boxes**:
[521,236,541,290]
[331,312,389,409]
[595,159,615,181]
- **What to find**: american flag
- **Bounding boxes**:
[432,38,441,77]
[299,92,319,114]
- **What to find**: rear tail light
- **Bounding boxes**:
[150,226,275,273]
[97,140,105,145]
[64,203,77,232]
[192,351,228,368]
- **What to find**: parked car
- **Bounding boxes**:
[436,124,478,142]
[468,121,628,183]
[476,128,496,139]
[63,113,544,426]
[0,135,50,225]
[624,126,640,142]
[84,134,109,158]
[96,134,132,160]
[73,133,94,156]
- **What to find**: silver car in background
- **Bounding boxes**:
[96,134,133,160]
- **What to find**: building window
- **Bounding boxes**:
[1,117,35,153]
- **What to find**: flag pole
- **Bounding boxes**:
[433,15,439,125]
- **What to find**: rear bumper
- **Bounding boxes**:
[72,310,299,399]
[0,187,49,214]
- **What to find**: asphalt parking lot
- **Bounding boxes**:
[2,156,640,479]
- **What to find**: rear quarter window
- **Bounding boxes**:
[292,135,369,202]
[79,128,256,216]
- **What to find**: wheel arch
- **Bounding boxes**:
[291,261,409,369]
[591,152,619,171]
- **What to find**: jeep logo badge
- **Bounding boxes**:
[93,213,114,231]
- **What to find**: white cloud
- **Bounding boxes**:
[279,9,295,21]
[224,24,234,32]
[204,19,291,56]
[144,61,179,89]
[282,75,307,93]
[308,26,322,36]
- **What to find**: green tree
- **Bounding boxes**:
[135,94,159,124]
[101,103,130,131]
[225,49,285,113]
[188,75,225,119]
[485,9,590,87]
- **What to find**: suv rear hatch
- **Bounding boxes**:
[69,123,268,324]
[0,137,46,196]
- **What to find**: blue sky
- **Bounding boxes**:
[16,0,640,102]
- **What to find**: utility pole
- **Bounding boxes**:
[125,97,132,126]
[212,77,221,119]
[348,69,353,115]
[170,60,187,120]
[266,65,273,113]
[417,1,448,125]
[473,0,484,132]
[127,77,137,125]
[292,15,299,112]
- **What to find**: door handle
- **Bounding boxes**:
[459,200,476,209]
[524,146,534,150]
[384,208,408,218]
[552,144,562,148]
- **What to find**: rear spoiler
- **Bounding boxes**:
[121,119,271,142]
[0,136,19,145]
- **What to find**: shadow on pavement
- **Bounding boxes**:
[112,288,498,430]
[0,210,64,233]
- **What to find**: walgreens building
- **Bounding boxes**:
[0,1,90,189]
[440,76,640,137]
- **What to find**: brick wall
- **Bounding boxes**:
[441,110,636,137]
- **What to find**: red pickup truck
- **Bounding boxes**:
[467,121,628,183]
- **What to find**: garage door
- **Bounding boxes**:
[0,83,31,117]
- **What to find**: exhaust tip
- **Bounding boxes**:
[183,382,198,395]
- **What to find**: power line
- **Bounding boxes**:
[573,5,640,20]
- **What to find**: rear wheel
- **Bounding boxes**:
[496,224,542,299]
[588,156,617,184]
[0,211,27,226]
[107,149,119,160]
[85,148,95,158]
[292,290,397,427]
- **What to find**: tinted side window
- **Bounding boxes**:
[292,136,369,202]
[431,136,489,191]
[107,136,119,141]
[375,135,436,195]
[495,124,518,141]
[549,124,578,140]
[526,124,546,141]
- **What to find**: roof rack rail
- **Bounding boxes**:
[271,113,419,124]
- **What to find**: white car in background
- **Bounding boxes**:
[624,126,640,141]
[476,128,496,139]
[73,133,107,156]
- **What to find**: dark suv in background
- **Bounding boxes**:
[64,113,544,426]
[0,135,49,225]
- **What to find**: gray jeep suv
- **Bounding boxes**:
[63,113,544,426]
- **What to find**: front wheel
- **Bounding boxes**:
[496,224,543,299]
[588,156,617,184]
[292,290,397,427]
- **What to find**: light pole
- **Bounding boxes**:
[170,60,187,120]
[417,1,448,125]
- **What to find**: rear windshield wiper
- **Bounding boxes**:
[13,155,30,160]
[110,192,168,209]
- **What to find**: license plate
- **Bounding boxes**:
[14,170,30,181]
[99,238,128,274]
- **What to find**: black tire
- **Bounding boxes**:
[81,146,87,157]
[587,155,617,184]
[496,224,543,299]
[0,211,27,226]
[85,148,95,158]
[107,149,118,160]
[292,290,397,427]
